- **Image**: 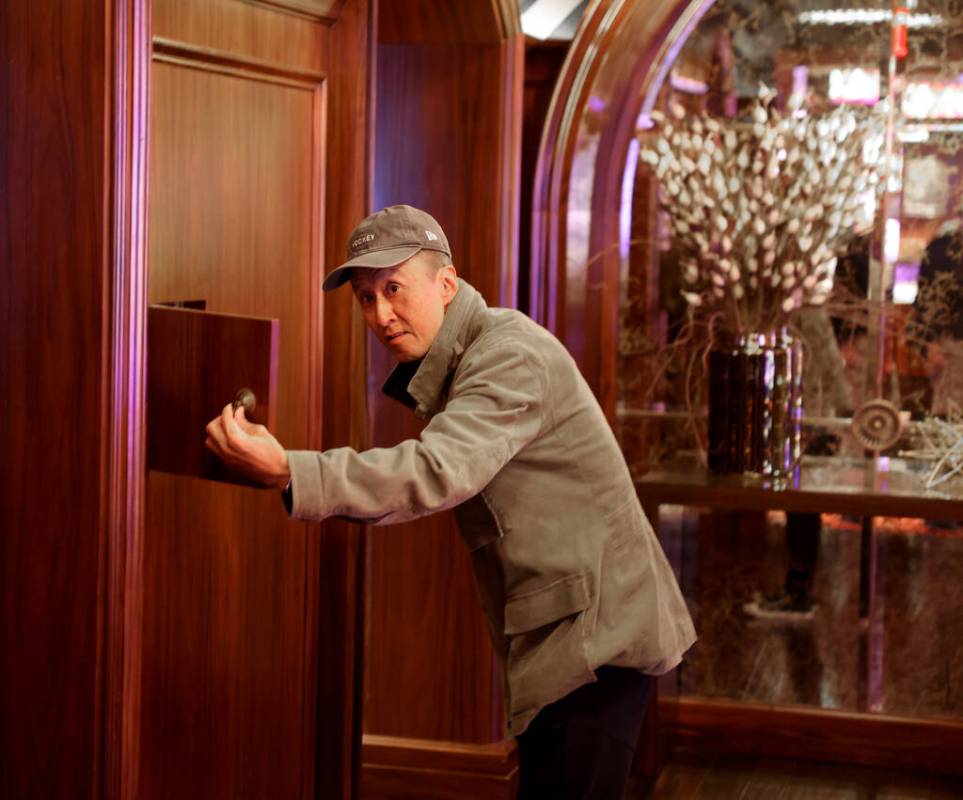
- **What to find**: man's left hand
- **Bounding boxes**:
[205,404,291,489]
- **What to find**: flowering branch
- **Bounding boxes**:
[640,87,885,337]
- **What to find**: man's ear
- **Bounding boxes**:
[441,264,459,307]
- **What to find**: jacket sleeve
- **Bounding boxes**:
[285,343,547,524]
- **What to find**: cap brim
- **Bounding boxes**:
[322,245,423,291]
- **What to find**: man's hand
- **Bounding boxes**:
[205,404,291,489]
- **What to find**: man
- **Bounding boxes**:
[206,205,695,798]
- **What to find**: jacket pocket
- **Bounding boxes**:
[504,572,592,634]
[502,572,596,730]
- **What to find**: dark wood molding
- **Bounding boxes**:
[665,697,963,776]
[529,0,706,416]
[240,0,345,23]
[152,36,326,85]
[101,1,152,799]
[359,735,519,800]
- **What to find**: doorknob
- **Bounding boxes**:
[233,387,257,421]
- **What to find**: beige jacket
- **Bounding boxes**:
[286,280,695,736]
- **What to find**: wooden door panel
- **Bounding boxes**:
[143,25,324,799]
[153,0,327,73]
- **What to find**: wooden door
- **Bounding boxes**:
[141,2,371,798]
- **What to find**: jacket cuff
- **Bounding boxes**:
[285,450,326,521]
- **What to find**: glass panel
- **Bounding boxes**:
[620,0,963,477]
[661,505,963,717]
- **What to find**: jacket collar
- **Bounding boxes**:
[382,278,487,419]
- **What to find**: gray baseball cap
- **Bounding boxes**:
[322,204,452,291]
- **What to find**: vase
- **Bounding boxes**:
[707,330,803,477]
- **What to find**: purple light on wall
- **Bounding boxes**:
[621,138,640,261]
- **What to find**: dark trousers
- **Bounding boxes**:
[785,511,821,603]
[516,666,652,800]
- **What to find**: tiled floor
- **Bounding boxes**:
[661,508,963,720]
[628,750,963,799]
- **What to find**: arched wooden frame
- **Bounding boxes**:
[531,0,716,419]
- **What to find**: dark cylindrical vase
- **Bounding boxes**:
[707,330,803,477]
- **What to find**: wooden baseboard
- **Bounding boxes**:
[664,696,963,775]
[359,734,519,800]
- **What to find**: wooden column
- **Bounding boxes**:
[0,1,149,798]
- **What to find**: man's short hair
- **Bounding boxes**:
[416,249,452,274]
[348,249,451,287]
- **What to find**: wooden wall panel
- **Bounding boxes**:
[363,12,524,747]
[0,2,109,797]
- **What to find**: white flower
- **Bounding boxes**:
[681,291,703,306]
[712,172,727,197]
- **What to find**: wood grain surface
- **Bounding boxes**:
[529,0,693,418]
[360,734,519,799]
[139,1,371,797]
[362,4,523,747]
[0,1,111,797]
[147,306,279,484]
[379,0,519,44]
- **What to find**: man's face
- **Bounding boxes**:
[351,255,458,362]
